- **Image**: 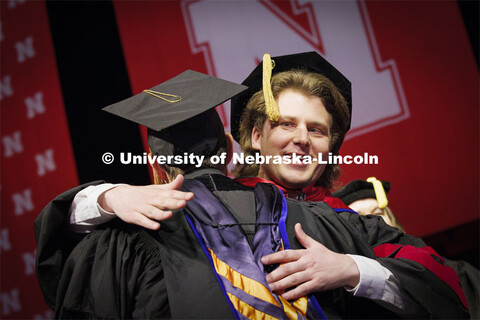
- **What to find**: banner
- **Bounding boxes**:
[0,0,78,318]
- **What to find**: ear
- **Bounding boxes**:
[149,153,169,184]
[251,126,262,151]
[225,132,234,165]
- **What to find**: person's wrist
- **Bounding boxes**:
[98,186,120,212]
[342,255,360,289]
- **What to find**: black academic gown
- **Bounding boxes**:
[34,169,469,319]
[445,259,480,320]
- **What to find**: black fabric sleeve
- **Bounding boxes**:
[337,210,470,319]
[54,223,169,319]
[286,200,469,319]
[34,180,106,309]
[446,259,480,319]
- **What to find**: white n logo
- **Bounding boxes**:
[15,36,36,63]
[22,250,36,275]
[2,131,23,158]
[182,0,408,137]
[0,76,14,100]
[12,189,34,215]
[25,92,46,119]
[35,148,56,176]
[1,289,22,315]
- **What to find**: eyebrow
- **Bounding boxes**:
[279,115,330,128]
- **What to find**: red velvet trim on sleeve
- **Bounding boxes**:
[321,196,350,210]
[374,243,468,309]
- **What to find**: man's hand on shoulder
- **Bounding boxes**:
[98,175,194,230]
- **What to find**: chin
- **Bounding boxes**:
[279,177,312,190]
[281,171,316,188]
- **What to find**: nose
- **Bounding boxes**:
[292,126,309,146]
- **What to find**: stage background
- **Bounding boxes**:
[1,0,478,318]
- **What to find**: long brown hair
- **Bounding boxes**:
[233,69,350,189]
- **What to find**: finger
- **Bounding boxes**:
[268,270,309,293]
[163,175,195,200]
[281,281,315,301]
[261,250,302,265]
[170,174,184,188]
[151,197,187,210]
[129,213,161,230]
[142,206,174,221]
[294,223,316,249]
[154,188,194,202]
[166,174,184,190]
[265,261,305,284]
[164,189,194,201]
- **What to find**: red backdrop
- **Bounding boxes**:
[0,0,478,318]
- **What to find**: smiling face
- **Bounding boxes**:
[235,70,350,189]
[251,89,332,190]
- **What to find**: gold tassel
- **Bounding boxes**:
[262,54,280,123]
[367,177,388,209]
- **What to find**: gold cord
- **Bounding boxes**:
[143,90,181,103]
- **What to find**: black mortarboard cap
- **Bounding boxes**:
[230,51,352,142]
[333,179,391,206]
[103,70,248,162]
